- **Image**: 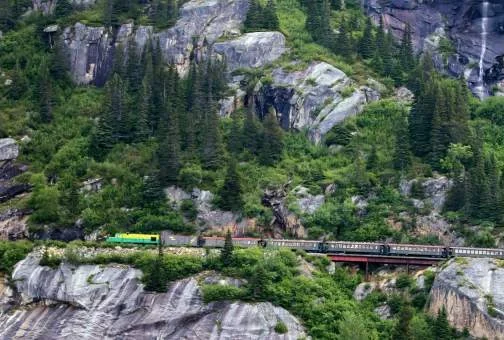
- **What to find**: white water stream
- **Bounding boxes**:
[476,1,490,97]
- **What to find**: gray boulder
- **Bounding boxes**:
[213,32,287,71]
[0,139,18,162]
[429,257,504,339]
[0,254,307,339]
[293,186,325,214]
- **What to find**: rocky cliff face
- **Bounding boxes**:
[429,257,504,339]
[253,62,380,142]
[363,0,504,97]
[0,253,306,339]
[61,0,256,85]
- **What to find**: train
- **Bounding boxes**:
[106,233,504,259]
[162,234,504,259]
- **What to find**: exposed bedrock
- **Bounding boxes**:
[362,0,504,97]
[251,62,380,142]
[60,0,266,85]
[0,253,306,339]
[429,257,504,339]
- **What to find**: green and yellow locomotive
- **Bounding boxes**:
[106,233,160,245]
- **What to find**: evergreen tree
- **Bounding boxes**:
[220,230,234,266]
[228,113,244,155]
[126,38,142,95]
[366,144,378,170]
[393,305,414,340]
[393,119,412,171]
[375,16,386,57]
[244,0,262,31]
[358,17,374,59]
[218,159,243,212]
[259,111,284,166]
[91,107,115,159]
[242,94,262,155]
[336,18,351,59]
[36,58,53,123]
[263,0,279,30]
[142,170,165,207]
[250,263,268,300]
[106,73,131,142]
[433,308,452,340]
[158,68,181,185]
[55,0,73,17]
[399,23,415,73]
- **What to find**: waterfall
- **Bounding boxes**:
[476,1,490,97]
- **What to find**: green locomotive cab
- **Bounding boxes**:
[106,233,160,245]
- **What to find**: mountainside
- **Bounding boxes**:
[1,0,504,338]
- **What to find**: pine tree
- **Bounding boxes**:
[228,113,244,155]
[375,16,386,57]
[218,159,243,212]
[91,107,115,159]
[242,94,262,155]
[392,305,413,340]
[105,73,131,142]
[358,17,374,59]
[259,111,283,166]
[142,170,165,207]
[244,0,262,31]
[220,230,234,266]
[433,308,452,340]
[126,38,142,95]
[250,263,268,300]
[393,119,412,171]
[263,0,279,30]
[36,58,53,123]
[366,144,378,170]
[399,23,415,73]
[55,0,73,17]
[336,18,351,59]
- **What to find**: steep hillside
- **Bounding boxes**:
[1,1,504,337]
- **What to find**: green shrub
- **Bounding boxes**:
[274,321,288,334]
[180,200,198,221]
[0,241,33,274]
[395,273,413,289]
[201,284,247,303]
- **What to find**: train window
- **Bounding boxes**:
[151,237,157,241]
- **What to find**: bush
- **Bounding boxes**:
[180,200,198,221]
[395,273,413,289]
[201,284,247,303]
[0,241,33,274]
[274,321,288,334]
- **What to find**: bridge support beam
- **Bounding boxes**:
[328,254,443,281]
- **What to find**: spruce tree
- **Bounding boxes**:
[242,94,262,155]
[259,111,284,166]
[142,170,165,207]
[250,263,268,300]
[263,0,279,30]
[366,144,378,170]
[434,308,452,340]
[358,17,374,59]
[399,23,415,73]
[244,0,262,31]
[106,73,131,142]
[336,18,351,59]
[220,230,234,266]
[36,58,53,123]
[91,107,115,159]
[55,0,73,17]
[228,113,244,155]
[392,305,413,340]
[218,159,244,212]
[393,119,412,171]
